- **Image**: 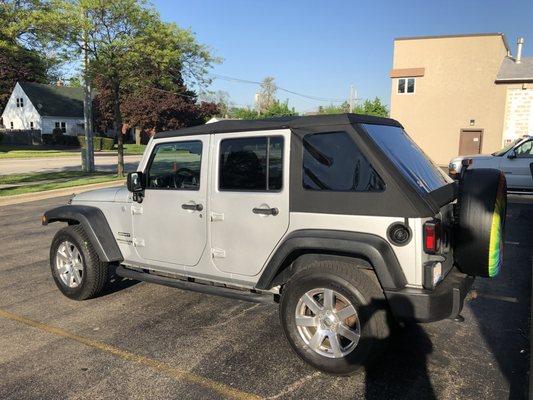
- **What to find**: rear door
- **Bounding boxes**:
[501,139,533,189]
[459,130,483,156]
[209,130,290,277]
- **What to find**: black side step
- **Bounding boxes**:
[115,265,275,304]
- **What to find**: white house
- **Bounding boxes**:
[1,82,86,136]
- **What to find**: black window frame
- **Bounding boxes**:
[144,140,203,191]
[301,131,385,193]
[218,135,284,193]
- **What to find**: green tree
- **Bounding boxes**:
[0,0,60,111]
[355,97,389,117]
[317,97,389,117]
[229,100,297,120]
[52,0,217,176]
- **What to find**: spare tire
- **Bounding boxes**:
[454,168,507,278]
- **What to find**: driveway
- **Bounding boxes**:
[0,154,142,175]
[0,196,530,399]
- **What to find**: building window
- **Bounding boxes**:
[30,121,34,129]
[16,97,24,107]
[55,122,67,133]
[398,78,416,94]
[10,122,14,129]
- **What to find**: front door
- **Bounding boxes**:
[210,130,290,277]
[132,136,209,267]
[501,139,533,189]
[459,130,483,155]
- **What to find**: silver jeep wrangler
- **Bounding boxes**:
[43,114,507,375]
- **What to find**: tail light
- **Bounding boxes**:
[423,220,441,254]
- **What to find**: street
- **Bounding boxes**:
[0,155,142,175]
[0,195,530,399]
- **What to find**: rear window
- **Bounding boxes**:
[361,124,452,193]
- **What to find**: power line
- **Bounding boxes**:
[211,73,347,103]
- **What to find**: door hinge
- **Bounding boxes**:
[132,238,145,247]
[210,212,224,222]
[211,248,226,258]
[131,205,144,215]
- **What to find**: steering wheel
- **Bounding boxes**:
[172,168,197,189]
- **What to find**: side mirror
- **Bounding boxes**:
[127,171,144,193]
[508,150,517,159]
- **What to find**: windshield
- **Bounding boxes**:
[361,124,452,194]
[492,138,523,156]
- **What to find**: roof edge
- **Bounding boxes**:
[394,33,509,51]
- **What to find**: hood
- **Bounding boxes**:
[450,154,493,164]
[72,186,127,203]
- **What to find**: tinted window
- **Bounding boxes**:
[398,79,405,93]
[146,141,202,190]
[407,78,415,93]
[362,124,452,193]
[302,131,384,192]
[219,136,283,191]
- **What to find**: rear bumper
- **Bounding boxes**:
[384,267,474,322]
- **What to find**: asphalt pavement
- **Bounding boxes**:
[0,155,142,175]
[0,196,530,399]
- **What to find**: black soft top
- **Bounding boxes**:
[154,113,402,139]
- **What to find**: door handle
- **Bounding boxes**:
[252,207,279,216]
[182,203,203,212]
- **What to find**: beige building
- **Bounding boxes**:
[389,33,533,165]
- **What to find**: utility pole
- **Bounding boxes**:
[82,10,95,172]
[349,84,357,113]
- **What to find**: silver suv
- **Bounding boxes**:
[43,114,507,375]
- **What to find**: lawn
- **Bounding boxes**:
[0,145,80,159]
[122,143,147,155]
[0,171,124,197]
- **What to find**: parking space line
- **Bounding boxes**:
[0,308,260,400]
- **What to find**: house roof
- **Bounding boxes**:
[19,82,84,118]
[154,113,402,139]
[496,57,533,83]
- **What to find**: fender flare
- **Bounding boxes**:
[255,229,407,290]
[43,205,123,263]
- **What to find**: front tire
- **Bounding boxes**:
[50,225,109,300]
[279,260,391,375]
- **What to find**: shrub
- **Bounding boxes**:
[0,132,4,143]
[42,134,53,144]
[52,128,64,144]
[101,137,114,150]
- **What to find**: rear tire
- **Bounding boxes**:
[50,225,109,300]
[279,260,391,375]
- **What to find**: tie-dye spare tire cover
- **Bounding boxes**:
[454,168,507,278]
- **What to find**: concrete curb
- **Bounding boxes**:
[0,179,125,207]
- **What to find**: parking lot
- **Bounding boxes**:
[0,195,530,399]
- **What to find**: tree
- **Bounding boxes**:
[257,76,276,114]
[355,97,389,117]
[317,102,350,114]
[229,100,297,120]
[317,97,389,117]
[0,0,60,111]
[52,0,217,176]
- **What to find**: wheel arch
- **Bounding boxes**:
[255,229,407,291]
[43,205,123,263]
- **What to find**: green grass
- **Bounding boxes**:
[0,145,79,159]
[0,171,123,197]
[121,143,146,155]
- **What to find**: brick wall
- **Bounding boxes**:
[502,86,533,143]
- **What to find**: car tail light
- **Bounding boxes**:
[423,220,441,254]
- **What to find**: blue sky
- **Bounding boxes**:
[153,0,533,113]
